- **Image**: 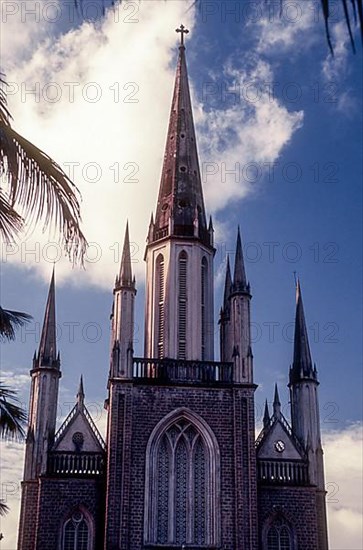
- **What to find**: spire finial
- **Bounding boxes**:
[233,226,248,292]
[37,267,57,368]
[176,24,189,47]
[77,375,85,407]
[290,279,315,384]
[223,255,232,310]
[118,221,133,288]
[273,384,281,417]
[263,399,270,429]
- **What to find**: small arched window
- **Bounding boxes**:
[62,510,91,550]
[178,251,188,359]
[155,254,165,358]
[265,516,293,550]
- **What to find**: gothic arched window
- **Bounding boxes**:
[155,254,165,358]
[62,510,91,550]
[201,257,208,360]
[144,409,220,547]
[265,516,294,550]
[178,251,188,359]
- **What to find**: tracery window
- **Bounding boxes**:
[62,510,90,550]
[178,251,188,359]
[145,410,220,547]
[266,517,293,550]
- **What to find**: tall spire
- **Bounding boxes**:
[152,27,209,245]
[263,399,270,429]
[290,279,316,383]
[77,375,85,408]
[36,268,57,368]
[232,227,249,293]
[273,384,281,418]
[223,255,232,311]
[117,222,134,288]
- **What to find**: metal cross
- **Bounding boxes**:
[176,24,189,46]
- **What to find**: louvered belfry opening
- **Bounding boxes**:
[156,254,165,359]
[178,251,188,359]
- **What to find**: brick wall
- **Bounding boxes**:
[104,380,258,550]
[17,480,39,550]
[258,485,319,549]
[35,477,105,550]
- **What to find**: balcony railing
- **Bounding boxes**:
[48,452,105,477]
[258,459,308,486]
[133,357,233,385]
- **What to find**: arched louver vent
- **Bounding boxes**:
[201,257,208,360]
[178,251,188,359]
[156,255,165,358]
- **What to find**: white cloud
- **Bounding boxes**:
[1,0,304,290]
[254,0,317,54]
[324,423,363,549]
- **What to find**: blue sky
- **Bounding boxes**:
[0,1,362,547]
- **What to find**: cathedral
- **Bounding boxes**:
[17,28,329,550]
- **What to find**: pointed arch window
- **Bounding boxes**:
[201,257,208,360]
[62,510,91,550]
[155,254,165,358]
[178,251,188,359]
[145,410,220,547]
[265,516,294,550]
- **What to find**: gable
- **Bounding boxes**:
[257,420,304,461]
[52,406,105,453]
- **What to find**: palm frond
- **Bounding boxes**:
[343,0,357,52]
[0,306,32,341]
[0,500,9,516]
[0,381,27,439]
[0,77,87,264]
[0,191,23,242]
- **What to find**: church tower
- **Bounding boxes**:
[18,269,61,550]
[220,228,253,382]
[104,26,258,550]
[110,222,136,379]
[144,32,214,361]
[289,280,329,550]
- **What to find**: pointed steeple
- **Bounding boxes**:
[232,227,249,294]
[273,384,281,418]
[117,222,134,288]
[263,399,270,429]
[223,256,232,311]
[152,29,209,245]
[77,375,85,408]
[36,268,57,368]
[290,279,316,383]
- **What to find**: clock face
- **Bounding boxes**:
[274,440,285,453]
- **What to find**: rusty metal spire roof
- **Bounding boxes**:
[290,279,317,384]
[152,26,209,245]
[36,267,58,368]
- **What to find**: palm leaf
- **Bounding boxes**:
[0,500,9,516]
[0,191,23,242]
[0,307,32,341]
[0,381,27,439]
[0,77,87,264]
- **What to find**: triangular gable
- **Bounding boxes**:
[52,404,105,453]
[257,418,305,461]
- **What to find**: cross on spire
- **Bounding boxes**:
[176,24,189,46]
